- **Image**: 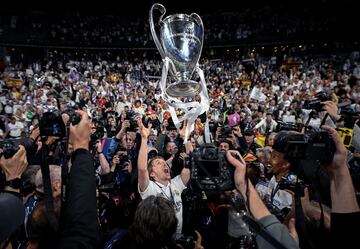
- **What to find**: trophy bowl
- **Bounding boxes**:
[150,4,204,98]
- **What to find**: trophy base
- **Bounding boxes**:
[166,80,202,98]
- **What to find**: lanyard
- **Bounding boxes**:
[154,180,175,205]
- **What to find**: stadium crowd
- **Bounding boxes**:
[0,4,353,47]
[0,47,360,249]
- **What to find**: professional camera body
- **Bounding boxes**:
[283,129,335,165]
[174,235,194,249]
[303,92,331,112]
[276,121,303,133]
[0,140,20,159]
[39,108,81,137]
[219,125,233,138]
[190,144,234,191]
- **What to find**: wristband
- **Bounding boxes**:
[4,178,22,189]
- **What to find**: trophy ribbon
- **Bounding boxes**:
[159,57,210,143]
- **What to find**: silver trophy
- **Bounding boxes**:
[150,3,204,98]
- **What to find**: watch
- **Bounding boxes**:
[4,178,22,189]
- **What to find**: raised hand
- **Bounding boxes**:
[322,101,340,121]
[136,116,152,139]
[0,145,28,180]
[70,110,92,151]
[226,150,247,194]
[178,120,188,139]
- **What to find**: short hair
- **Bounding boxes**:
[127,196,177,248]
[272,131,290,154]
[35,165,61,193]
[147,156,164,174]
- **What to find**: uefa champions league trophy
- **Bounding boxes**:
[149,3,210,142]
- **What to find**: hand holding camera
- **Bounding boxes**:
[321,125,347,175]
[69,110,91,151]
[0,145,28,181]
[322,100,341,121]
[137,116,152,139]
[226,150,247,195]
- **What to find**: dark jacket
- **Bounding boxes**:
[56,149,100,249]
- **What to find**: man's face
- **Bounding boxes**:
[245,134,254,144]
[168,129,177,138]
[149,134,157,143]
[269,149,289,175]
[150,158,171,182]
[266,114,273,122]
[166,142,178,155]
[219,142,229,152]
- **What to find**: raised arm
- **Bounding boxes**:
[322,125,360,213]
[137,117,152,192]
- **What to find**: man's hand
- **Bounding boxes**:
[322,101,340,121]
[29,127,40,141]
[226,150,247,194]
[0,145,28,180]
[321,125,347,175]
[136,116,152,139]
[194,230,204,249]
[178,120,188,139]
[287,218,299,246]
[70,110,92,151]
[121,120,130,131]
[233,126,242,137]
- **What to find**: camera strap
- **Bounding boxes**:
[294,176,315,249]
[60,123,71,205]
[39,140,59,232]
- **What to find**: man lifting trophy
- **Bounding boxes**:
[149,3,210,142]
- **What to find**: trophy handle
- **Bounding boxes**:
[149,3,167,59]
[190,13,204,53]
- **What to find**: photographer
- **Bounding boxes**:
[321,125,360,247]
[0,145,28,249]
[27,110,100,249]
[255,131,296,212]
[137,116,190,235]
[227,150,300,249]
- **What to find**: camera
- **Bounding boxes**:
[303,92,331,112]
[276,121,303,132]
[277,177,306,197]
[283,129,336,165]
[0,140,19,159]
[39,109,81,137]
[143,117,160,130]
[219,125,233,138]
[118,154,130,168]
[124,111,138,132]
[190,144,234,191]
[174,235,194,249]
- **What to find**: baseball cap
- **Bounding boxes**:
[0,193,25,241]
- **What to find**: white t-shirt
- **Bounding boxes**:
[255,175,295,210]
[8,121,24,138]
[139,175,186,234]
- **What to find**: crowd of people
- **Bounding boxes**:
[0,46,360,249]
[0,2,355,47]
